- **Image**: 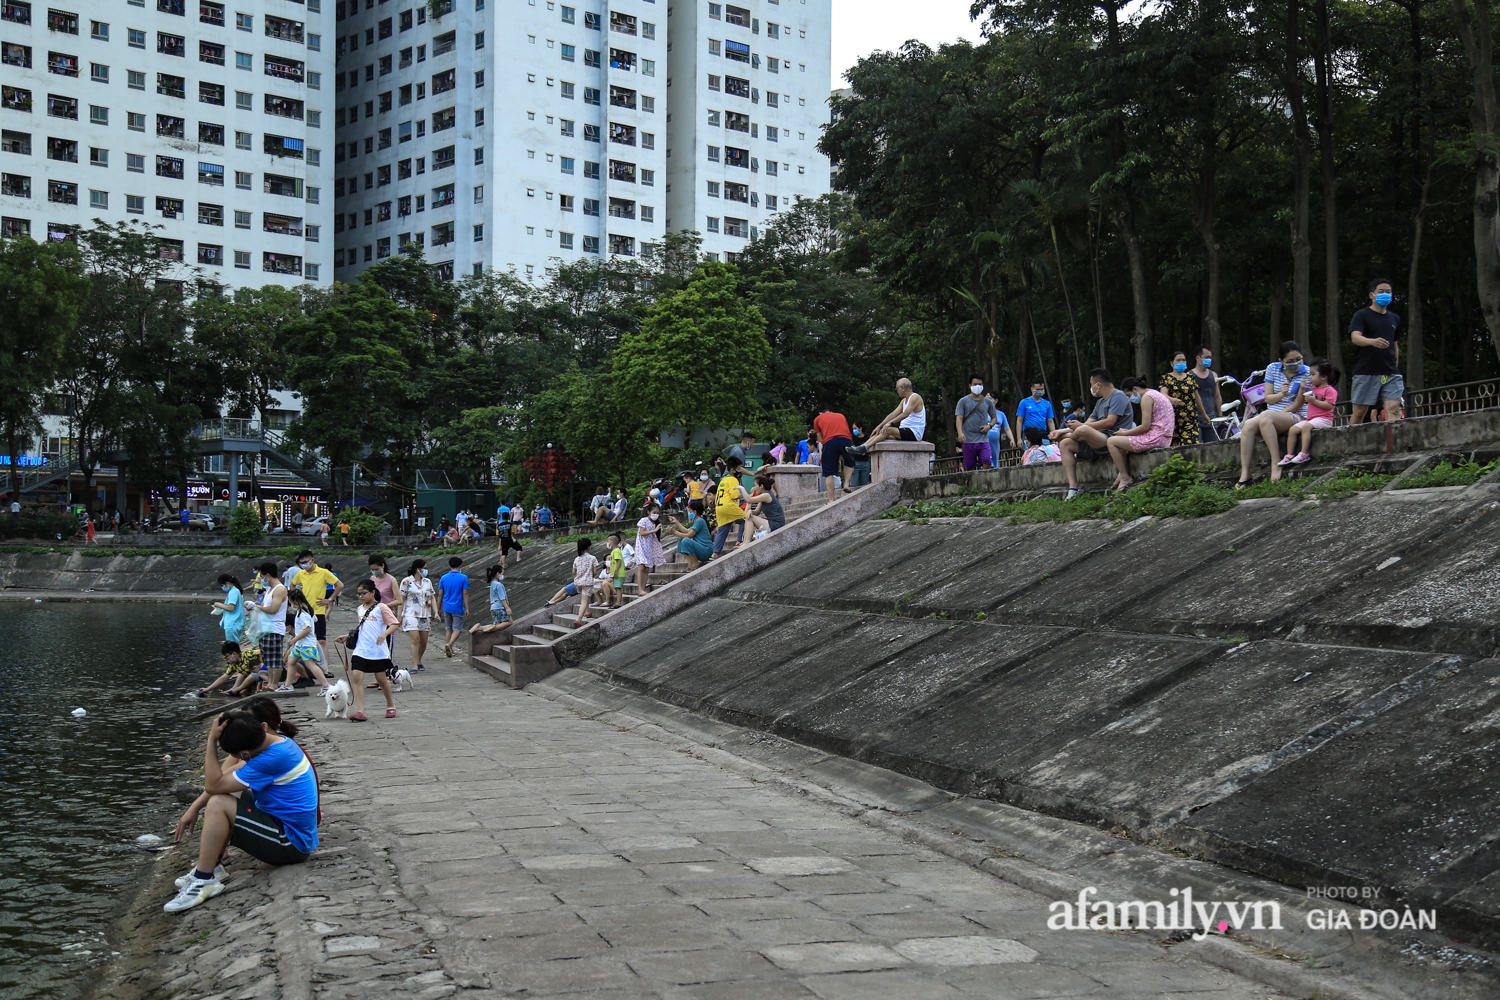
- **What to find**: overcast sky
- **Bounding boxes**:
[831,0,985,88]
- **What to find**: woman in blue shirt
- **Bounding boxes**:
[1236,341,1311,488]
[665,499,714,568]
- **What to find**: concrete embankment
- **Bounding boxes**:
[563,482,1500,951]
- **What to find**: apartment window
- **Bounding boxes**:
[379,16,392,37]
[766,91,779,107]
[126,70,145,91]
[199,202,223,225]
[558,118,575,138]
[0,174,29,198]
[264,15,303,42]
[46,137,76,161]
[399,8,411,29]
[583,235,598,254]
[1,85,30,112]
[47,94,78,119]
[155,155,184,179]
[608,234,634,256]
[609,122,636,146]
[610,10,636,34]
[559,231,573,249]
[707,145,720,162]
[235,169,251,188]
[725,145,748,168]
[725,75,748,97]
[89,105,108,125]
[128,28,145,48]
[305,185,319,203]
[266,55,304,83]
[583,123,599,143]
[766,194,777,211]
[607,197,634,219]
[90,62,108,82]
[709,2,721,17]
[610,85,636,109]
[234,10,251,30]
[158,31,185,57]
[157,73,185,98]
[765,159,778,175]
[708,39,720,56]
[641,168,654,186]
[45,180,76,204]
[233,250,250,268]
[560,4,574,22]
[708,74,721,91]
[0,129,28,154]
[584,87,600,105]
[582,197,598,216]
[197,161,224,185]
[126,152,144,172]
[432,144,455,169]
[125,194,144,214]
[200,1,224,25]
[264,94,303,119]
[0,0,27,23]
[767,22,779,38]
[2,42,29,68]
[155,197,183,220]
[377,164,390,184]
[235,130,251,150]
[432,68,455,94]
[559,156,574,174]
[641,132,654,149]
[474,107,484,127]
[308,71,321,90]
[706,216,719,232]
[432,107,455,132]
[264,134,304,158]
[724,216,747,238]
[610,47,635,71]
[584,160,599,179]
[706,180,719,197]
[584,48,599,67]
[473,146,483,164]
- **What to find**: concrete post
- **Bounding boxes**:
[115,462,127,517]
[228,458,238,510]
[870,440,936,482]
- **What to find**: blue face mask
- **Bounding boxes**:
[1129,394,1141,404]
[1374,292,1393,307]
[1201,357,1212,369]
[1173,362,1187,372]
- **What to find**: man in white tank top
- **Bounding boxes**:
[848,378,925,455]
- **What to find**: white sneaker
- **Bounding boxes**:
[163,873,225,912]
[175,863,226,889]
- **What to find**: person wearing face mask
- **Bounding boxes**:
[1048,369,1136,500]
[954,375,1000,471]
[1158,352,1202,447]
[984,392,1016,469]
[367,555,399,655]
[1349,278,1404,424]
[1016,380,1056,443]
[1235,341,1312,487]
[1190,347,1224,440]
[634,501,666,596]
[399,559,439,671]
[212,572,246,646]
[289,551,342,664]
[1105,377,1177,491]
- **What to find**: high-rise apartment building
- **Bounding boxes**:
[332,0,828,279]
[0,0,334,284]
[664,0,830,261]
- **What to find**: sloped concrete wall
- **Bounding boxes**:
[573,483,1500,948]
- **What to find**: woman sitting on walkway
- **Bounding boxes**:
[746,474,784,537]
[1236,341,1311,488]
[1105,377,1176,491]
[665,500,714,569]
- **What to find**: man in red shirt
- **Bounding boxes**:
[811,410,854,504]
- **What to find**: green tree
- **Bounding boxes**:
[0,236,89,500]
[282,279,420,500]
[613,262,771,434]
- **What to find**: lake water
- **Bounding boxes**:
[0,602,219,1000]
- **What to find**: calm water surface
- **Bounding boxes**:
[0,602,220,1000]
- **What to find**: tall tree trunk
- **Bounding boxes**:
[1270,271,1288,359]
[1314,0,1343,385]
[1112,197,1154,378]
[1408,185,1429,389]
[1090,211,1107,371]
[1286,0,1314,356]
[1453,0,1500,368]
[5,423,17,502]
[1195,171,1223,362]
[1048,223,1088,395]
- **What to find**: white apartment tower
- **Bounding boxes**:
[332,0,828,279]
[0,0,335,284]
[664,0,830,260]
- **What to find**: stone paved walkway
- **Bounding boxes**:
[134,661,1305,1000]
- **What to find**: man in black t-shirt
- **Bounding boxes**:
[1348,278,1403,424]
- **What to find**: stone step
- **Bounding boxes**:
[474,652,513,673]
[514,633,553,646]
[531,622,575,641]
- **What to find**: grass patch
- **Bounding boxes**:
[1393,456,1499,490]
[884,457,1393,527]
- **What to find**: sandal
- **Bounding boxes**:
[385,708,397,718]
[1234,480,1252,491]
[349,712,368,722]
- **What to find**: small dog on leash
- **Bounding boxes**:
[324,678,352,719]
[392,668,414,692]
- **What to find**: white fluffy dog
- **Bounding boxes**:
[392,668,414,692]
[324,678,352,719]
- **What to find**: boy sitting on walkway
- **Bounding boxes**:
[165,710,319,912]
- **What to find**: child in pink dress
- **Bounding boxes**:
[1281,361,1341,465]
[1106,377,1177,491]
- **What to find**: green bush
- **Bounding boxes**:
[228,504,263,544]
[0,513,79,541]
[335,508,388,545]
[1394,457,1499,490]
